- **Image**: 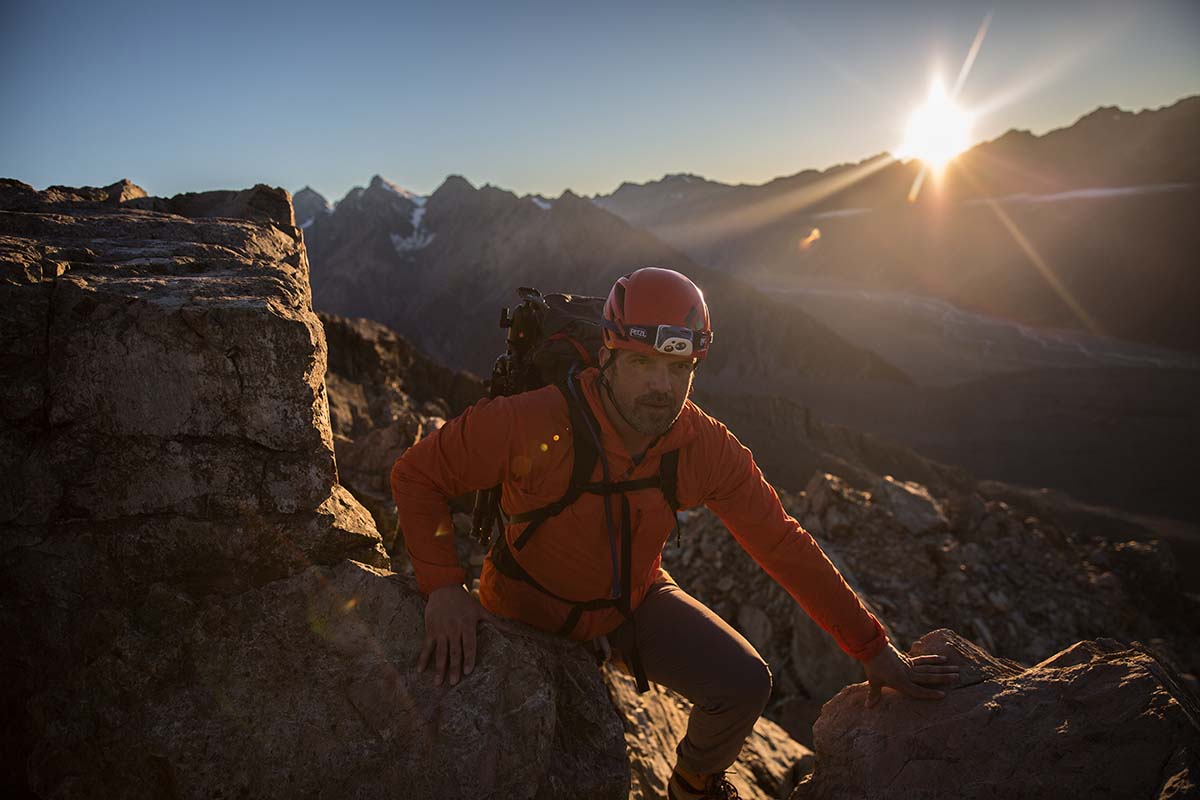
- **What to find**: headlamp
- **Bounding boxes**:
[623,324,711,357]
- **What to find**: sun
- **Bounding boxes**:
[897,78,973,171]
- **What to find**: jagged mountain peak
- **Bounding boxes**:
[436,174,476,193]
[330,176,422,222]
[524,194,554,210]
[479,183,520,202]
[292,186,331,226]
[661,172,714,185]
[367,174,418,199]
[425,175,479,215]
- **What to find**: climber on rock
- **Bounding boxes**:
[390,267,958,800]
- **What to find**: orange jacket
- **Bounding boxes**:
[389,367,887,661]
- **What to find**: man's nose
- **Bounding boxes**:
[646,363,672,392]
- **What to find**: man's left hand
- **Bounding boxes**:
[863,643,960,708]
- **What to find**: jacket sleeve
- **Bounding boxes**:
[698,418,887,662]
[389,396,516,596]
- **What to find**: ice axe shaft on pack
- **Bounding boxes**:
[470,288,548,546]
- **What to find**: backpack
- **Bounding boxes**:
[472,287,682,692]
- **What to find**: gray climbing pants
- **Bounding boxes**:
[607,571,773,774]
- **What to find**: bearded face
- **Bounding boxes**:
[601,349,695,439]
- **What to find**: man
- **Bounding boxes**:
[390,267,957,800]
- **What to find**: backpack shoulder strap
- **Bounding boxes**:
[560,379,600,498]
[511,376,600,550]
[658,449,681,511]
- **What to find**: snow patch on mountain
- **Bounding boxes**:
[391,230,435,253]
[391,203,434,253]
[371,174,418,200]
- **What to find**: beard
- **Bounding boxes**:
[615,388,684,437]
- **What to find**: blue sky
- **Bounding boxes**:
[2,0,1197,202]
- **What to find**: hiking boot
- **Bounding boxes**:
[667,768,741,800]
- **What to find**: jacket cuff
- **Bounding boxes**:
[414,563,467,597]
[837,620,889,662]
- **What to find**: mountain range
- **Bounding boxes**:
[295,175,904,386]
[596,95,1200,354]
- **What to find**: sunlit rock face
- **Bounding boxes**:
[792,629,1200,800]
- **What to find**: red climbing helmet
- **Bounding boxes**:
[601,267,713,360]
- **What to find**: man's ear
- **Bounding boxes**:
[597,347,613,369]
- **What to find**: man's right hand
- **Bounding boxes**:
[417,584,495,686]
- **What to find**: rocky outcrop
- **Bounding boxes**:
[606,666,814,800]
[0,177,388,793]
[0,176,296,230]
[123,184,296,229]
[792,629,1200,800]
[0,180,629,799]
[0,177,149,210]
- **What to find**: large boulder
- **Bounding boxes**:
[872,475,949,536]
[793,629,1200,799]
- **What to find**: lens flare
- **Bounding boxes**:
[897,78,973,171]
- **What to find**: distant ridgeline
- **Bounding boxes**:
[294,174,910,385]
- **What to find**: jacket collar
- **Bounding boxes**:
[575,367,699,464]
